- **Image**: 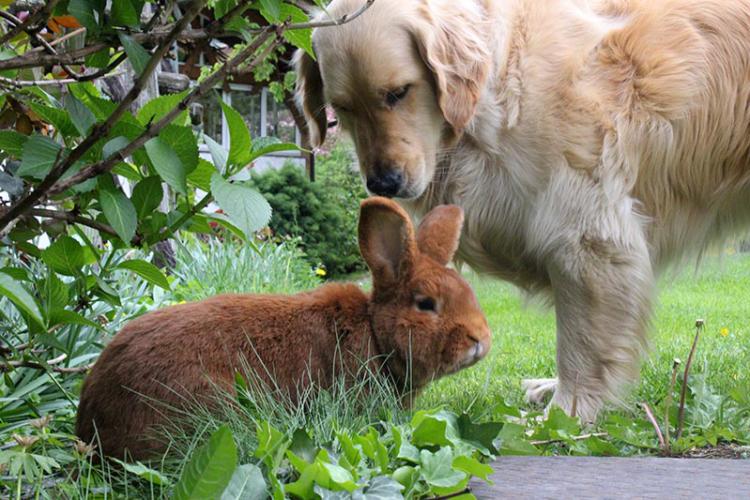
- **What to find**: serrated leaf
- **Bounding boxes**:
[221,463,267,500]
[41,235,85,276]
[117,259,170,290]
[161,124,198,174]
[0,130,28,157]
[219,101,252,168]
[119,34,150,76]
[131,176,164,218]
[0,273,44,327]
[17,136,63,178]
[27,103,78,138]
[210,174,272,239]
[188,159,218,191]
[204,134,229,173]
[173,425,238,500]
[278,4,313,56]
[248,137,300,164]
[137,90,190,127]
[102,136,130,160]
[145,137,187,194]
[259,0,281,21]
[64,93,97,136]
[99,188,137,242]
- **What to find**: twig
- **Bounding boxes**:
[284,0,374,30]
[530,432,608,446]
[664,358,681,452]
[0,69,126,88]
[48,28,280,195]
[676,319,703,440]
[641,402,667,452]
[28,208,142,244]
[0,0,59,46]
[425,488,472,500]
[0,0,208,232]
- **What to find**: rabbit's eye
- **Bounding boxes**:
[416,296,437,312]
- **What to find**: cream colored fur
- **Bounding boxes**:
[296,0,750,420]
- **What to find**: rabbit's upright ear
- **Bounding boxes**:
[359,197,417,288]
[416,205,464,266]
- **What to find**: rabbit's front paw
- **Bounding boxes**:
[522,378,557,404]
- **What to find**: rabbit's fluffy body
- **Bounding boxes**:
[76,198,491,459]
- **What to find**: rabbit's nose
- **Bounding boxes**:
[461,338,489,367]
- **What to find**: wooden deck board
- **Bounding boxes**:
[469,456,750,499]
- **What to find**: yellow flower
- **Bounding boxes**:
[315,267,327,277]
[720,327,729,337]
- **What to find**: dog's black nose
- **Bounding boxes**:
[366,169,403,197]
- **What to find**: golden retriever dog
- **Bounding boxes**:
[295,0,750,420]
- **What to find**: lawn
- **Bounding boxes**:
[420,252,750,421]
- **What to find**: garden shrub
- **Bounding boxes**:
[251,146,367,278]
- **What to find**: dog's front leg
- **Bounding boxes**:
[527,172,654,421]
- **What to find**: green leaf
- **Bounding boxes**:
[27,103,78,138]
[457,413,503,455]
[69,0,104,35]
[111,0,142,27]
[161,124,199,174]
[412,412,454,448]
[111,458,171,485]
[41,236,85,276]
[145,137,187,194]
[258,0,281,22]
[99,188,137,243]
[420,448,466,490]
[188,159,218,191]
[0,273,43,327]
[248,137,300,164]
[255,421,289,471]
[48,309,104,331]
[363,476,406,500]
[335,433,361,468]
[85,48,111,69]
[219,101,252,168]
[221,463,267,500]
[279,4,313,56]
[117,259,170,290]
[17,136,63,178]
[173,425,238,500]
[495,423,540,456]
[64,93,97,136]
[0,130,28,157]
[210,174,272,239]
[204,134,229,173]
[452,455,494,483]
[131,176,164,218]
[289,428,317,464]
[319,462,356,492]
[137,90,190,127]
[102,136,130,160]
[119,34,150,76]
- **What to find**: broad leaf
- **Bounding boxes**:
[188,159,218,191]
[420,448,466,490]
[131,176,164,218]
[248,137,300,164]
[0,273,44,327]
[41,236,85,276]
[111,0,143,27]
[210,174,272,239]
[69,0,104,35]
[258,0,281,21]
[279,3,313,57]
[173,425,238,500]
[99,188,137,243]
[0,130,28,157]
[117,259,170,290]
[137,90,190,126]
[221,464,267,500]
[64,93,96,136]
[48,309,104,331]
[161,124,199,174]
[146,137,187,194]
[27,103,78,138]
[451,455,493,483]
[457,413,503,455]
[361,476,405,500]
[17,136,63,179]
[219,101,252,168]
[119,34,150,76]
[111,458,171,485]
[102,136,130,161]
[204,134,228,173]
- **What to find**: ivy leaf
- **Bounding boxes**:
[17,136,63,179]
[146,136,187,194]
[456,413,503,455]
[210,174,272,239]
[221,463,267,500]
[419,448,467,490]
[116,259,170,290]
[451,455,494,483]
[119,34,150,76]
[64,93,97,136]
[219,100,252,169]
[41,235,85,276]
[131,176,164,219]
[99,188,137,243]
[0,273,44,327]
[173,425,238,500]
[361,476,405,500]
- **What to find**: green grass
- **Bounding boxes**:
[419,253,750,418]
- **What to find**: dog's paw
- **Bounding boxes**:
[522,378,557,404]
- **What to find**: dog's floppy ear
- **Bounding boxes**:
[416,204,464,266]
[410,1,491,134]
[293,49,327,147]
[359,197,417,291]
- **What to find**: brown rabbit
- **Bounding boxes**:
[76,197,491,459]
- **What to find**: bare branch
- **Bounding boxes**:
[0,0,59,46]
[284,0,374,30]
[0,0,208,232]
[28,208,142,245]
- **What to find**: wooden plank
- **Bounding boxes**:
[470,456,750,499]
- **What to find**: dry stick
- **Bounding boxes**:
[676,319,703,441]
[663,358,681,453]
[641,402,667,452]
[0,0,207,233]
[0,0,59,46]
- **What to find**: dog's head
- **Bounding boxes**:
[295,0,491,199]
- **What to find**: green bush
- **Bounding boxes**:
[251,146,367,278]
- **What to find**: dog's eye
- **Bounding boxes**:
[385,85,410,107]
[416,296,437,312]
